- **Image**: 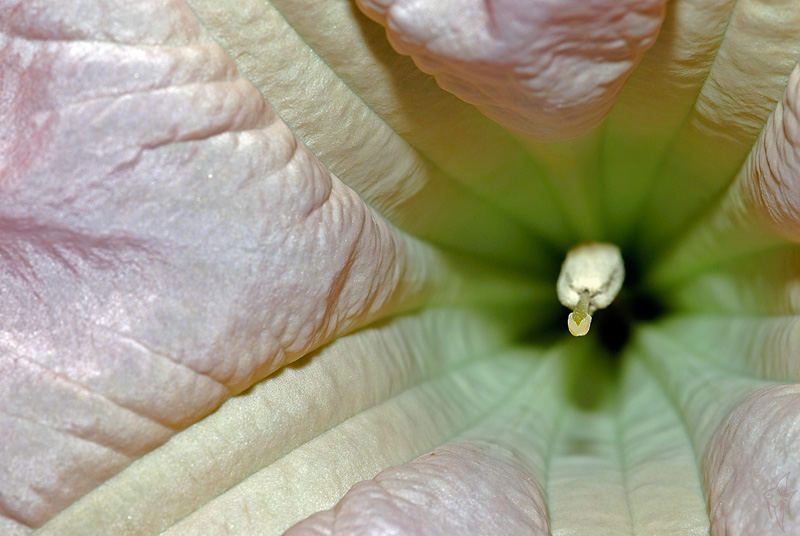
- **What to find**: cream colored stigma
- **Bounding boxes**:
[557,242,625,337]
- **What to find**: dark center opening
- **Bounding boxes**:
[592,252,668,355]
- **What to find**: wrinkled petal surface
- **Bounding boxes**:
[356,0,667,140]
[287,441,550,536]
[0,0,538,529]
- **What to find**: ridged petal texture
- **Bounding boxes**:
[356,0,668,141]
[2,1,800,535]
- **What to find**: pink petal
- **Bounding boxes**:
[704,384,800,535]
[747,63,800,242]
[1,0,524,527]
[286,441,549,535]
[356,0,666,140]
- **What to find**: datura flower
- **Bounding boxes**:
[3,0,800,535]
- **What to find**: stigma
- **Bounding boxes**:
[557,243,625,337]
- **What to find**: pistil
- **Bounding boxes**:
[557,243,625,337]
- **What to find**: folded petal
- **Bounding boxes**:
[0,0,537,527]
[651,62,800,287]
[636,322,800,535]
[746,63,800,241]
[286,441,549,536]
[705,384,800,535]
[355,0,666,140]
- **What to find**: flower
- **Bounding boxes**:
[2,0,799,535]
